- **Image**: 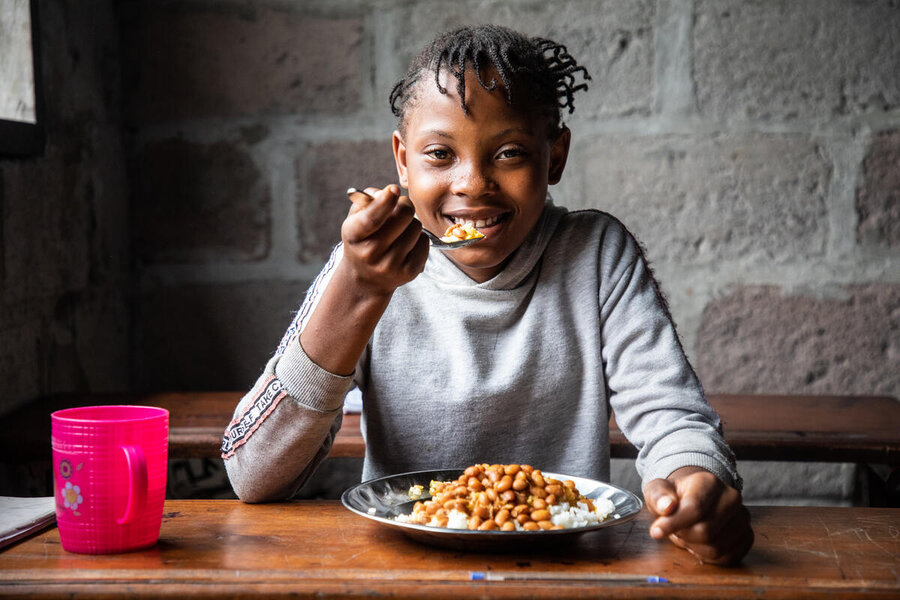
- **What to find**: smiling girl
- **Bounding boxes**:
[223,24,752,565]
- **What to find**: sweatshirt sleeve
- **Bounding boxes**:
[598,224,742,492]
[222,244,356,502]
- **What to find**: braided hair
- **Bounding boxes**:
[389,25,591,136]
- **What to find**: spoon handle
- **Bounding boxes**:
[347,187,374,207]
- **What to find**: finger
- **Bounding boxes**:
[347,188,374,208]
[643,478,679,520]
[344,187,411,244]
[345,185,403,237]
[346,185,398,211]
[395,193,415,212]
[381,215,424,265]
[650,475,721,538]
[398,225,430,280]
[667,534,707,565]
[352,208,425,284]
[674,517,754,566]
[665,486,742,545]
[720,523,755,566]
[669,506,753,564]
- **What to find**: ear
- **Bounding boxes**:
[392,130,409,188]
[548,127,571,185]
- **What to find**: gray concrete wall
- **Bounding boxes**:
[121,0,899,503]
[1,0,897,503]
[0,1,131,414]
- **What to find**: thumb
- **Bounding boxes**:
[643,478,678,518]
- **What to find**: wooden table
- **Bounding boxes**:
[3,392,898,464]
[1,500,898,598]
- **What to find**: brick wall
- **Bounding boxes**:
[119,0,898,502]
[0,1,131,414]
[2,0,896,503]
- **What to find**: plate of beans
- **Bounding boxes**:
[341,463,642,551]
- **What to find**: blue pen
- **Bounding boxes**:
[470,571,668,583]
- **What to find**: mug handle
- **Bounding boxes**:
[117,445,148,525]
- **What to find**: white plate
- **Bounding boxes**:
[341,468,642,551]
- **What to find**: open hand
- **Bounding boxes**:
[643,466,753,566]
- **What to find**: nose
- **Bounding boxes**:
[449,159,496,199]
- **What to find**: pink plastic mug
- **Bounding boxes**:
[51,405,168,554]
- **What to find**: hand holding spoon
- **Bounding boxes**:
[347,188,485,250]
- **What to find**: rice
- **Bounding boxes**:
[392,464,618,532]
[445,510,469,529]
[395,491,617,531]
[548,498,616,529]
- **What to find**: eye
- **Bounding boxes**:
[424,147,452,161]
[496,146,527,160]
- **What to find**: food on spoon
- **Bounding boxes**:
[441,222,485,243]
[394,463,616,531]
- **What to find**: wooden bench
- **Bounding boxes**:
[3,392,898,465]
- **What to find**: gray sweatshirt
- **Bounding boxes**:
[223,200,740,502]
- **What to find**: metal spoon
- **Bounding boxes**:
[346,188,485,250]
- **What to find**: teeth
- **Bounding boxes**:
[454,215,500,228]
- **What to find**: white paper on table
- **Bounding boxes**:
[0,496,56,550]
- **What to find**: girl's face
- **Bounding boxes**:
[393,68,570,283]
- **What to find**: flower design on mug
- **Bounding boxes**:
[59,459,73,479]
[62,481,83,513]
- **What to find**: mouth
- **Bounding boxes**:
[443,212,509,234]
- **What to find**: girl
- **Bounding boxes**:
[223,24,752,565]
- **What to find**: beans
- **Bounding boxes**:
[530,486,548,499]
[403,463,595,533]
[443,499,467,513]
[531,509,551,522]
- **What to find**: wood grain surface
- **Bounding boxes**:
[1,500,898,598]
